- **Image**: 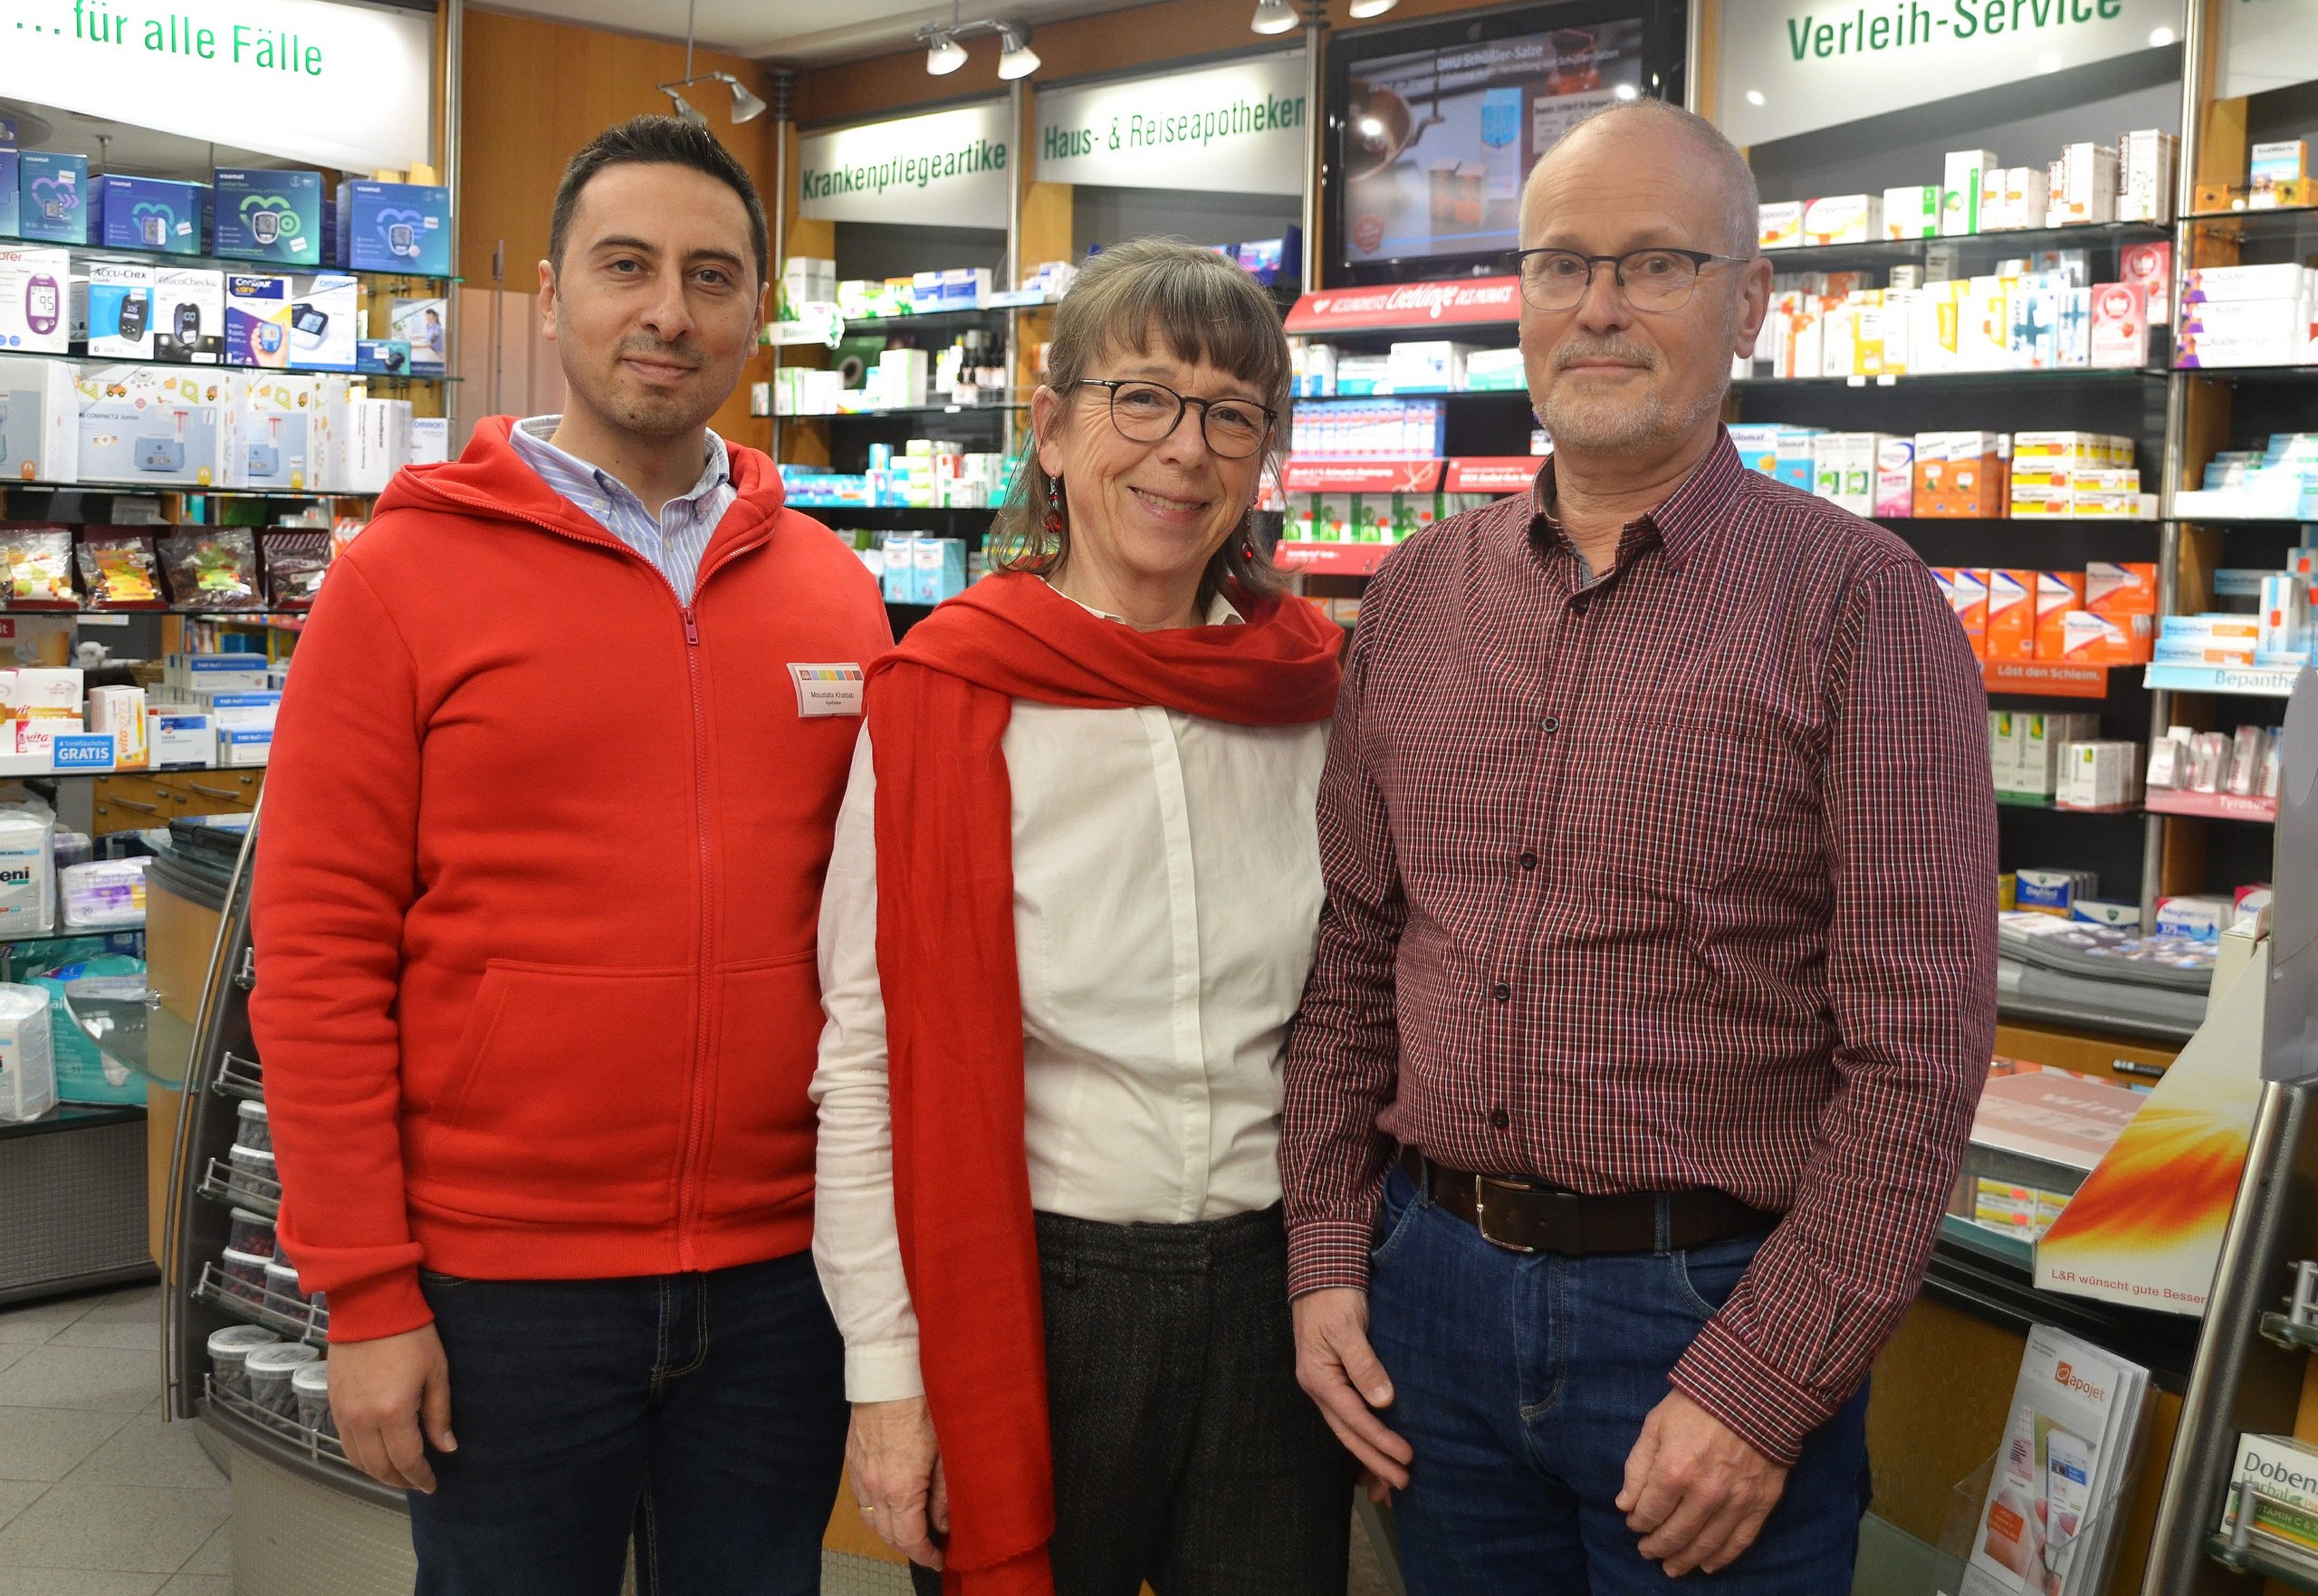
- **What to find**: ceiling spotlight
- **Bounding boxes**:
[2035,50,2062,72]
[997,24,1040,78]
[925,31,967,73]
[2148,25,2175,45]
[1251,0,1298,35]
[1745,90,1766,106]
[1613,81,1638,100]
[664,89,706,126]
[714,72,767,121]
[1347,0,1398,15]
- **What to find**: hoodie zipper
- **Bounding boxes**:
[408,478,770,1270]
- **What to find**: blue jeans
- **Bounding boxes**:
[407,1251,848,1596]
[1367,1165,1871,1593]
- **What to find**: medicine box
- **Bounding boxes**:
[96,176,205,254]
[357,339,412,376]
[213,169,322,264]
[81,263,157,359]
[409,417,450,465]
[2035,571,2084,660]
[285,273,359,372]
[2059,740,2141,809]
[390,298,448,377]
[0,355,79,483]
[0,150,15,238]
[2118,129,2177,225]
[334,181,452,276]
[333,397,412,492]
[1758,202,1803,251]
[17,152,87,244]
[1943,150,1999,235]
[146,712,213,769]
[1986,569,2035,661]
[1,668,83,715]
[2155,894,2230,942]
[1883,186,1940,240]
[0,247,71,354]
[73,367,225,487]
[225,274,293,368]
[153,268,225,363]
[86,685,147,769]
[216,726,272,768]
[1803,195,1881,246]
[2252,141,2310,187]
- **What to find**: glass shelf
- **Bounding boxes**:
[2172,364,2318,385]
[0,608,313,620]
[795,401,1027,419]
[0,923,143,948]
[51,239,455,286]
[2208,1533,2318,1591]
[14,349,455,383]
[3,480,375,501]
[1758,219,2169,272]
[2260,1310,2318,1352]
[2184,205,2318,241]
[1733,367,2166,388]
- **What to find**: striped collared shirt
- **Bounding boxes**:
[508,416,735,604]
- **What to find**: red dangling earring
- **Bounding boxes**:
[1045,477,1066,542]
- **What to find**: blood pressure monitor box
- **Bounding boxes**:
[0,354,79,482]
[0,247,71,353]
[212,169,322,265]
[335,181,451,276]
[73,366,226,487]
[0,152,17,239]
[17,152,88,244]
[153,268,224,364]
[225,274,293,368]
[96,176,206,255]
[285,273,359,372]
[79,263,158,358]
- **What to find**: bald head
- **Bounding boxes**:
[1523,100,1758,259]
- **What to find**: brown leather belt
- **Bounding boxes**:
[1400,1149,1779,1257]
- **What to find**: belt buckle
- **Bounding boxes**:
[1472,1175,1539,1254]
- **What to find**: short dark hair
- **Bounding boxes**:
[550,115,769,287]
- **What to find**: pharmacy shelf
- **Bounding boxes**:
[1758,219,2169,272]
[0,609,312,621]
[1995,791,2141,814]
[2172,364,2318,383]
[793,401,1028,420]
[12,349,455,382]
[1881,515,2160,526]
[1292,388,1531,403]
[1732,367,2166,388]
[1982,660,2114,698]
[2142,663,2302,696]
[2147,789,2279,823]
[2207,1534,2318,1591]
[0,923,143,947]
[2258,1310,2318,1353]
[50,238,455,284]
[2184,204,2318,237]
[0,1101,144,1143]
[3,481,374,501]
[1275,541,1394,576]
[14,762,269,779]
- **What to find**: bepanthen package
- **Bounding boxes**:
[0,980,56,1122]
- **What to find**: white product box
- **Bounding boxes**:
[0,980,56,1121]
[2176,299,2313,367]
[85,684,147,769]
[1874,435,1915,514]
[0,668,82,715]
[0,355,80,483]
[2055,142,2120,225]
[226,372,321,491]
[0,248,72,354]
[1821,300,1861,377]
[152,267,225,363]
[2183,264,2313,304]
[2059,739,2141,808]
[145,711,214,769]
[1804,195,1881,246]
[74,366,227,486]
[1758,201,1804,250]
[1943,150,2000,234]
[198,692,280,729]
[2089,282,2150,368]
[216,726,272,767]
[1958,277,2013,370]
[80,263,157,358]
[2014,712,2100,795]
[2155,894,2231,941]
[165,653,272,692]
[0,716,81,776]
[1883,186,1940,239]
[2008,278,2061,368]
[286,273,359,371]
[334,397,412,492]
[408,416,450,465]
[2118,129,2177,224]
[1862,290,1914,376]
[2073,899,2141,929]
[1386,341,1480,392]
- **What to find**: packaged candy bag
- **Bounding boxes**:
[259,530,330,609]
[158,529,261,609]
[76,531,167,609]
[0,526,75,607]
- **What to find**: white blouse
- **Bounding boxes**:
[809,600,1331,1403]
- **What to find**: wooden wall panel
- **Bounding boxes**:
[459,6,774,449]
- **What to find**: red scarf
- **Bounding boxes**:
[866,573,1343,1595]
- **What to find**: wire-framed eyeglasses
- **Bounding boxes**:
[1076,378,1277,459]
[1511,247,1750,313]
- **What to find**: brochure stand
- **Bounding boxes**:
[2141,665,2318,1593]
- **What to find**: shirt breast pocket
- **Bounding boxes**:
[1585,706,1819,897]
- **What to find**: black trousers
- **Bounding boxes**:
[912,1204,1354,1596]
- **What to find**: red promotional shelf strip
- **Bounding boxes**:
[1982,661,2112,699]
[1283,277,1524,334]
[1279,457,1446,493]
[1444,457,1544,495]
[2145,788,2278,823]
[1273,543,1394,576]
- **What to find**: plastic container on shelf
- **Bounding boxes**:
[244,1342,320,1419]
[292,1360,332,1438]
[234,1097,271,1154]
[229,1142,276,1190]
[206,1324,279,1400]
[219,1245,270,1305]
[0,981,58,1123]
[225,1207,275,1260]
[263,1257,302,1305]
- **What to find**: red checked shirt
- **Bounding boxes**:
[1279,430,1998,1467]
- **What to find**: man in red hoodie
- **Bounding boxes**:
[251,117,891,1594]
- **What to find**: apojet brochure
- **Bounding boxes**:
[1959,1324,2151,1596]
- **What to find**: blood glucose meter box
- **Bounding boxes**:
[335,181,452,277]
[225,275,293,368]
[153,269,225,364]
[212,169,322,265]
[80,263,157,358]
[74,367,226,487]
[0,248,71,354]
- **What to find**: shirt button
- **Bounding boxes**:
[1518,850,1538,870]
[1540,715,1560,735]
[1571,596,1591,616]
[1489,1108,1511,1130]
[1491,982,1511,1003]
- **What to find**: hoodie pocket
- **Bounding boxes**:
[696,951,821,1220]
[414,960,693,1226]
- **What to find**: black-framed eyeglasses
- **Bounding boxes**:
[1511,247,1750,312]
[1077,378,1277,460]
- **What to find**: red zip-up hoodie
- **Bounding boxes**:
[250,417,892,1343]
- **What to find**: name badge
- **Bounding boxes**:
[789,663,865,719]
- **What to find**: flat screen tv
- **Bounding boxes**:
[1328,2,1685,284]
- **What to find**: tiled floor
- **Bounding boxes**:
[0,1283,230,1596]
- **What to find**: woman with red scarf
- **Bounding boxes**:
[811,238,1353,1596]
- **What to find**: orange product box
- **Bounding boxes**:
[2035,570,2087,660]
[1947,568,1990,657]
[2086,561,2158,620]
[1986,569,2036,661]
[2062,609,2155,665]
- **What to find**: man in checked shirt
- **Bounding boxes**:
[1281,100,1997,1591]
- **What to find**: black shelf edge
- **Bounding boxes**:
[787,404,1025,420]
[3,481,375,501]
[1997,991,2197,1045]
[48,239,455,285]
[1759,219,2170,267]
[0,1103,147,1142]
[1734,368,2167,388]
